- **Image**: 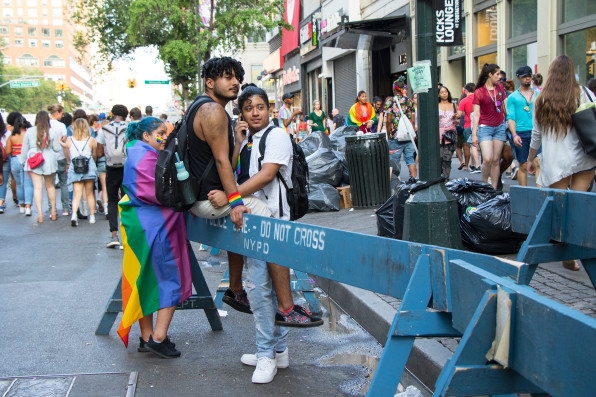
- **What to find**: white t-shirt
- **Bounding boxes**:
[247,124,293,220]
[50,119,67,161]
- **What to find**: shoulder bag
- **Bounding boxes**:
[394,97,417,143]
[27,151,45,169]
[572,86,596,157]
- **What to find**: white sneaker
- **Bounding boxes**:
[19,206,25,214]
[25,207,31,216]
[89,214,96,224]
[241,349,289,368]
[251,356,277,384]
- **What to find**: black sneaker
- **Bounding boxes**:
[145,336,181,358]
[77,208,88,220]
[407,176,417,184]
[275,304,324,328]
[138,337,150,352]
[496,176,504,194]
[222,288,252,314]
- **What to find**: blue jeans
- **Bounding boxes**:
[244,257,289,359]
[56,159,70,211]
[0,161,10,203]
[9,157,26,204]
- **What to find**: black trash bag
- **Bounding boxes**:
[460,194,527,254]
[390,174,402,195]
[329,125,359,152]
[375,180,425,239]
[333,150,350,185]
[446,178,497,216]
[306,148,343,186]
[298,131,333,157]
[307,183,340,212]
[389,158,401,178]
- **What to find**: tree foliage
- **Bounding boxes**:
[0,65,81,113]
[74,0,289,101]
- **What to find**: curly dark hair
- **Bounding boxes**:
[201,57,245,86]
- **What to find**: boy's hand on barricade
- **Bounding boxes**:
[230,205,251,229]
[208,189,228,208]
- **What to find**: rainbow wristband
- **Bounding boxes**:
[228,192,244,209]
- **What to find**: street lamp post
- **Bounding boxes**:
[402,0,462,249]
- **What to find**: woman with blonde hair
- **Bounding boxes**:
[20,111,61,222]
[528,55,596,271]
[61,118,98,226]
[307,100,326,133]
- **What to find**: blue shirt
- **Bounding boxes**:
[506,89,538,132]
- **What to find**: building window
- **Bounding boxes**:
[27,8,37,17]
[14,26,23,35]
[42,39,50,48]
[476,6,497,48]
[510,0,536,37]
[44,55,65,67]
[54,28,62,37]
[563,27,596,83]
[449,18,467,58]
[2,56,12,65]
[26,0,35,5]
[510,42,537,79]
[55,40,63,48]
[42,8,48,17]
[3,0,11,6]
[52,18,62,26]
[16,54,38,67]
[28,38,37,47]
[477,52,497,69]
[52,8,61,17]
[14,38,23,46]
[42,28,50,36]
[42,18,48,25]
[562,0,596,24]
[51,0,62,5]
[2,8,12,17]
[0,25,8,35]
[28,26,36,35]
[17,8,23,16]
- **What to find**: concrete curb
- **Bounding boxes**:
[312,275,453,394]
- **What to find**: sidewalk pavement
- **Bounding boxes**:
[298,155,596,394]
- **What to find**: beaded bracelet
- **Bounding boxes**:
[228,192,245,209]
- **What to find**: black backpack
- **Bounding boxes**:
[155,96,214,211]
[258,127,309,220]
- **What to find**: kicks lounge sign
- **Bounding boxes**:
[435,0,463,46]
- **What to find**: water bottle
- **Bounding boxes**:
[174,153,196,206]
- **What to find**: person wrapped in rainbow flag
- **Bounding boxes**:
[347,90,377,133]
[117,117,192,358]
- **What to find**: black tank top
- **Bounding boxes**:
[187,96,234,200]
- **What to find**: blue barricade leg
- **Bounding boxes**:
[367,255,434,396]
[581,258,596,288]
[187,242,223,331]
[95,278,123,335]
[293,270,321,314]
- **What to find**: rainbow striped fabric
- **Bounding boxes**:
[117,140,192,347]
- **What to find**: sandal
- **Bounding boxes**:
[562,260,580,271]
[50,210,57,221]
[458,163,465,170]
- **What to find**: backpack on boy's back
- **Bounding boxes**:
[258,127,309,221]
[101,121,129,167]
[155,96,214,212]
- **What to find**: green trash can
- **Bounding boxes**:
[345,133,390,208]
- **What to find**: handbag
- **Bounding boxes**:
[27,152,45,169]
[394,97,417,142]
[572,86,596,157]
[442,129,457,145]
[71,137,91,174]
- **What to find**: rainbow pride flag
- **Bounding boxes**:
[117,140,192,347]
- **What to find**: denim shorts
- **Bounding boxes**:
[96,156,106,173]
[389,140,416,165]
[478,122,507,143]
[513,130,541,163]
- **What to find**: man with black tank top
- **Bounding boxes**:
[188,57,271,318]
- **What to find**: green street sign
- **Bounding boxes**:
[144,80,170,85]
[10,80,40,88]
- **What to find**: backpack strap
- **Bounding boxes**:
[70,136,91,156]
[180,95,215,187]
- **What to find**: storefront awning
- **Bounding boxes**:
[320,15,408,51]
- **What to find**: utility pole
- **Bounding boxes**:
[402,0,462,249]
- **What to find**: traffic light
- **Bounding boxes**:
[55,80,65,91]
[128,78,137,88]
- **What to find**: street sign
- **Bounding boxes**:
[10,80,40,88]
[144,80,170,85]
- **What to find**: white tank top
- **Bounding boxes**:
[70,137,92,158]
